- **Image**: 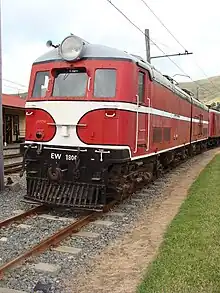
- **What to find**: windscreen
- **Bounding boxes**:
[52,68,88,97]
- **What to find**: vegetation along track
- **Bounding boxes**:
[0,200,117,279]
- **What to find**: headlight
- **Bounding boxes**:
[58,35,84,61]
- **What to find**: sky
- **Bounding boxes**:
[1,0,220,94]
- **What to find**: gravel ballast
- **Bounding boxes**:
[0,150,218,293]
[0,174,34,221]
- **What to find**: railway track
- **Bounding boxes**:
[4,162,22,175]
[0,205,45,228]
[0,201,116,279]
[4,153,22,160]
[0,147,216,283]
[0,149,208,280]
[0,149,218,292]
[3,147,23,175]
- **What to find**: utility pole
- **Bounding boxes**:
[145,29,151,63]
[145,28,193,61]
[0,0,4,191]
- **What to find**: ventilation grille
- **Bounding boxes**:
[153,127,162,143]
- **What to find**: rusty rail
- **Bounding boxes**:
[4,153,22,160]
[0,211,98,279]
[0,205,45,228]
[0,200,118,279]
[4,162,22,175]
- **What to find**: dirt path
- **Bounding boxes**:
[66,149,220,293]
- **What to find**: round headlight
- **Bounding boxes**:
[59,35,84,61]
[36,131,44,140]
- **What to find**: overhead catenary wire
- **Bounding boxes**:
[150,38,180,52]
[135,39,182,58]
[139,0,188,53]
[192,57,220,93]
[3,84,25,93]
[105,0,216,97]
[3,78,27,89]
[139,0,220,95]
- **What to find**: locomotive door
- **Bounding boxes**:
[134,71,147,153]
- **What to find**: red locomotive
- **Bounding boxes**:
[20,34,220,210]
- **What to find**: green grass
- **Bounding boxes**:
[137,154,220,293]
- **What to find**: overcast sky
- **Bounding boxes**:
[2,0,220,94]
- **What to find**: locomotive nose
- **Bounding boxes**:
[25,109,56,142]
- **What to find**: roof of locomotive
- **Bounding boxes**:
[34,43,145,65]
[33,38,208,111]
[209,108,220,114]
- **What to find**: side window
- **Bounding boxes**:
[138,72,145,103]
[32,71,50,98]
[94,69,116,98]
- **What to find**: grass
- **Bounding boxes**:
[137,154,220,293]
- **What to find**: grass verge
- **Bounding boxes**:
[137,154,220,293]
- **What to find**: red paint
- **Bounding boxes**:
[25,109,56,142]
[209,110,220,137]
[77,109,136,148]
[25,54,215,159]
[27,60,135,102]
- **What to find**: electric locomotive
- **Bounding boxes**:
[20,34,209,210]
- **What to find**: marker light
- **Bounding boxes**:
[58,35,84,61]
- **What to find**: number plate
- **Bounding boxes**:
[50,152,77,161]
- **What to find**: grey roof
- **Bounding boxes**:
[34,43,144,64]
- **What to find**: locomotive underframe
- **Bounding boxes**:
[20,143,131,210]
[20,139,212,211]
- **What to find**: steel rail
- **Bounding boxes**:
[4,153,22,160]
[4,162,22,170]
[4,163,22,174]
[0,211,98,279]
[0,205,45,228]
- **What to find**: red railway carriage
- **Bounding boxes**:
[209,109,220,138]
[20,34,210,210]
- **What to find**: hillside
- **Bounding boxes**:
[179,75,220,105]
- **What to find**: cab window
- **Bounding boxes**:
[138,72,145,103]
[32,71,50,98]
[94,69,116,98]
